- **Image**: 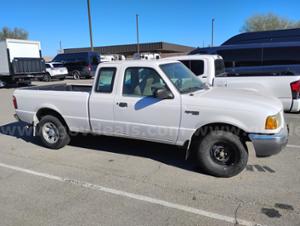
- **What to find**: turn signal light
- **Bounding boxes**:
[265,115,278,130]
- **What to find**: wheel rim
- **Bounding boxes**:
[73,72,80,80]
[42,122,59,144]
[210,142,239,165]
[44,74,49,82]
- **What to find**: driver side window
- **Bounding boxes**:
[123,67,167,97]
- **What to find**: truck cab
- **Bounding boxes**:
[164,55,225,86]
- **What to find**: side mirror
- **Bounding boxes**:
[154,88,173,99]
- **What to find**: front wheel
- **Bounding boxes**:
[196,130,248,177]
[37,115,70,149]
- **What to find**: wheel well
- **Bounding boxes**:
[190,123,249,151]
[36,108,69,131]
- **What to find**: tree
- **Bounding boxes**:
[0,27,28,40]
[241,13,300,32]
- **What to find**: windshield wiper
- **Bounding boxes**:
[181,86,202,94]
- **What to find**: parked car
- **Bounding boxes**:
[13,59,287,177]
[43,62,68,82]
[0,39,46,86]
[100,54,126,62]
[133,52,161,60]
[168,54,300,112]
[100,55,115,62]
[52,52,100,79]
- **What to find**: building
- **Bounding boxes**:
[64,41,195,58]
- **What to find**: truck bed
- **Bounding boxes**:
[14,83,92,133]
[23,83,92,92]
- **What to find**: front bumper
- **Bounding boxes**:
[249,125,288,157]
[51,74,67,79]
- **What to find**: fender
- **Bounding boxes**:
[33,104,66,136]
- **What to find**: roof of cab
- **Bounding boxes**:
[164,54,222,60]
[100,59,179,67]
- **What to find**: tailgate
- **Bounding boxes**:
[12,58,46,75]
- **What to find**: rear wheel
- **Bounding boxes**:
[72,71,81,80]
[37,115,70,149]
[196,130,248,177]
[43,73,51,82]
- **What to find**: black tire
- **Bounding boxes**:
[196,130,248,177]
[72,71,81,80]
[37,115,70,149]
[17,81,31,87]
[43,73,51,82]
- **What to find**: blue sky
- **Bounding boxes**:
[1,0,299,56]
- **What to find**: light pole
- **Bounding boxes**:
[59,40,62,53]
[136,14,140,54]
[211,18,215,47]
[87,0,94,51]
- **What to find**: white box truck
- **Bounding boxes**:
[0,39,46,87]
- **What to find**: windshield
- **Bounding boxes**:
[160,62,204,94]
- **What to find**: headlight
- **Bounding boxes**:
[265,113,281,130]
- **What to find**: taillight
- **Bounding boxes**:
[290,80,300,99]
[13,96,18,109]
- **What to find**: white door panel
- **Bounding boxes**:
[114,66,181,144]
[89,94,115,135]
[89,67,117,136]
[114,96,181,143]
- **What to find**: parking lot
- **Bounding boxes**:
[0,79,299,226]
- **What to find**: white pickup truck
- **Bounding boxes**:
[13,60,288,177]
[167,55,300,113]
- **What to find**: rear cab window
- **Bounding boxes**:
[52,63,64,68]
[214,59,226,77]
[180,60,204,76]
[95,67,116,93]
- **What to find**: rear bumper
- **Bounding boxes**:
[81,70,95,77]
[249,125,288,157]
[290,99,300,112]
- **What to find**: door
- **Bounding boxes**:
[89,67,117,136]
[114,67,181,144]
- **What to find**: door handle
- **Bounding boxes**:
[118,102,128,107]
